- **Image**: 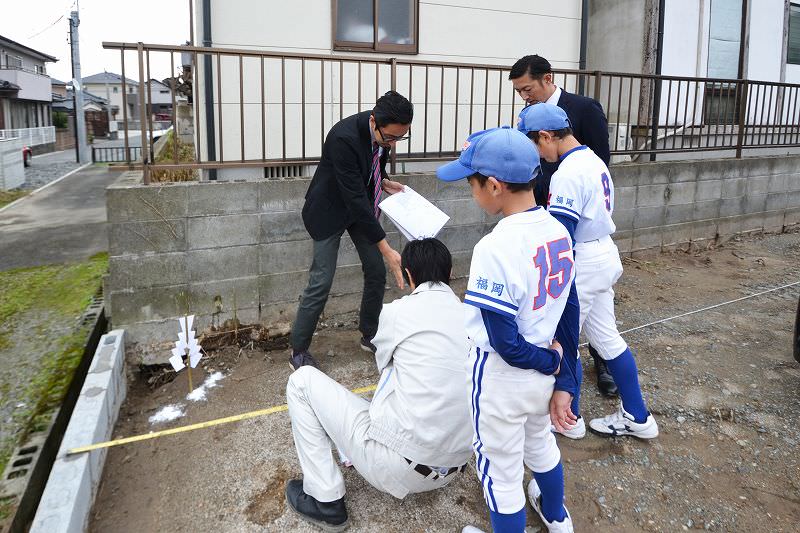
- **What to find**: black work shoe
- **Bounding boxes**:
[359,336,376,354]
[285,479,349,532]
[588,344,619,397]
[289,350,320,371]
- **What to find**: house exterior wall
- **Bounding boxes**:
[588,0,797,133]
[192,0,583,179]
[84,82,137,121]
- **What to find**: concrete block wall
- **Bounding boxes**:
[106,171,496,356]
[106,154,800,358]
[610,155,800,255]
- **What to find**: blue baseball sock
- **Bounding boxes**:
[606,347,649,423]
[489,507,525,532]
[570,355,583,418]
[532,462,567,523]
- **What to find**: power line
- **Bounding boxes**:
[27,0,77,40]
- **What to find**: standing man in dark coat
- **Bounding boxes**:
[509,55,618,398]
[289,91,412,371]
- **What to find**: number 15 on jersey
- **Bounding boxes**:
[532,237,573,310]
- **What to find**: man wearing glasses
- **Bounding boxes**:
[289,91,413,370]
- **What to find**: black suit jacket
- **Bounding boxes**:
[302,111,389,243]
[535,90,610,205]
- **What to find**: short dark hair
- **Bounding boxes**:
[509,55,552,81]
[526,127,574,143]
[401,238,451,286]
[467,172,534,193]
[373,90,414,127]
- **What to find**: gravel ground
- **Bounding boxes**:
[20,150,83,190]
[91,229,800,532]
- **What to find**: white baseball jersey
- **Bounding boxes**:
[464,207,575,352]
[463,207,574,513]
[548,146,616,243]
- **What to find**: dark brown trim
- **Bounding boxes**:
[331,0,419,55]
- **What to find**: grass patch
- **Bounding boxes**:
[0,189,28,209]
[0,253,108,474]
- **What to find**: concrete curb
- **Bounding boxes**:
[0,162,92,215]
[29,330,126,533]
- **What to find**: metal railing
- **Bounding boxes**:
[103,42,800,183]
[92,146,142,163]
[0,126,56,147]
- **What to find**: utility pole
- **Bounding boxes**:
[104,69,114,138]
[69,10,90,163]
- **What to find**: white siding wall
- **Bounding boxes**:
[192,0,582,175]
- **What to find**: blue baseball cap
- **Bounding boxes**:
[436,126,541,184]
[517,103,572,134]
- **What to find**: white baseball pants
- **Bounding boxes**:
[574,235,628,360]
[467,346,561,514]
[286,366,454,502]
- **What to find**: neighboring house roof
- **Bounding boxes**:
[149,78,170,89]
[0,35,58,63]
[51,78,67,86]
[0,79,21,91]
[53,88,109,112]
[82,72,138,86]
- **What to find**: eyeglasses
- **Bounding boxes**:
[377,125,411,143]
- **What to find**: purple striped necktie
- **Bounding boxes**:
[371,144,382,219]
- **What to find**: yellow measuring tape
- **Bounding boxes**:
[66,384,377,456]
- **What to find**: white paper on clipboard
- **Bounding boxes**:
[378,186,450,240]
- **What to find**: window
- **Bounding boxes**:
[333,0,418,54]
[789,3,800,64]
[113,86,119,93]
[33,64,46,75]
[4,55,22,69]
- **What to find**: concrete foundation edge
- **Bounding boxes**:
[29,330,126,533]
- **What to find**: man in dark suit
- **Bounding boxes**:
[510,55,618,398]
[290,91,412,370]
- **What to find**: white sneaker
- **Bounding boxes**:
[588,406,659,439]
[527,479,575,532]
[550,417,586,440]
[461,524,544,533]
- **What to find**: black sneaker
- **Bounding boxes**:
[285,479,349,532]
[588,344,618,397]
[290,350,320,371]
[359,336,376,354]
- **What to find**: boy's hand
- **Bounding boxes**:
[549,391,578,432]
[549,340,563,375]
[382,179,405,195]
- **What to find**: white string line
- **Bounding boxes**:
[578,280,800,347]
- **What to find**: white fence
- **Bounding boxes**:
[0,126,56,147]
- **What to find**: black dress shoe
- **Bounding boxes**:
[285,479,349,532]
[588,344,619,397]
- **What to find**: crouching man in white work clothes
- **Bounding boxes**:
[285,238,473,532]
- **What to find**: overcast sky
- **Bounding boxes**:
[1,0,190,82]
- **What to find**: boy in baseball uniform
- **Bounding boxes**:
[438,127,578,533]
[517,103,659,440]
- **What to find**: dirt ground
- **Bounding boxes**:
[90,230,800,532]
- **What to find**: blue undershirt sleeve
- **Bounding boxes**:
[480,308,561,374]
[551,212,577,244]
[553,282,579,397]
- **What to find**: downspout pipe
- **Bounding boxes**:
[649,0,666,162]
[578,0,589,95]
[202,0,217,180]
